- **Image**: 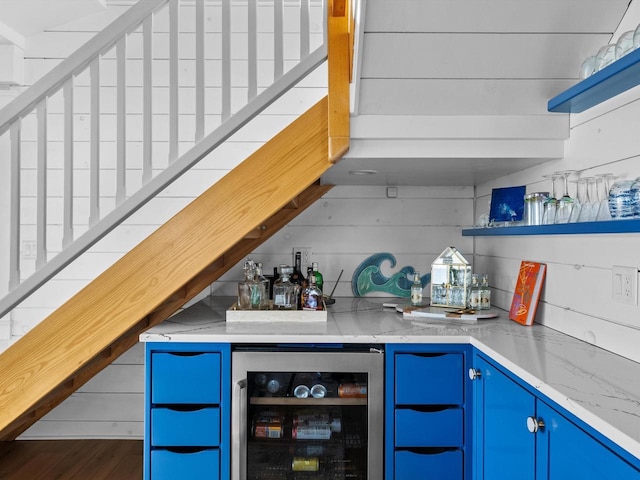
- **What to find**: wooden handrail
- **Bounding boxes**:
[328,0,352,162]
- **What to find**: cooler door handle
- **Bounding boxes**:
[232,379,247,480]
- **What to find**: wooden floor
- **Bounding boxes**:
[0,440,143,479]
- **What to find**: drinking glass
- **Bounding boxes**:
[569,177,587,222]
[609,179,637,219]
[541,174,559,225]
[595,173,615,221]
[632,177,640,218]
[579,56,597,79]
[616,30,635,60]
[587,177,601,221]
[594,44,616,71]
[554,170,576,224]
[576,177,594,222]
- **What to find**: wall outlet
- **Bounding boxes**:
[22,240,36,259]
[612,265,638,306]
[292,247,312,267]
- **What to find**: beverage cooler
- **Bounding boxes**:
[231,346,384,480]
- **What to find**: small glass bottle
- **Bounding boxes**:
[238,260,258,310]
[301,267,323,310]
[255,262,270,309]
[469,273,481,310]
[312,262,324,293]
[480,273,491,310]
[273,266,298,310]
[410,271,423,305]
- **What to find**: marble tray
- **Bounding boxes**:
[226,302,327,323]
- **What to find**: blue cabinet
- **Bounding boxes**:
[386,344,472,480]
[472,353,640,480]
[144,343,230,480]
[536,401,640,479]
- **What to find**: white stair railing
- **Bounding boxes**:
[0,0,327,319]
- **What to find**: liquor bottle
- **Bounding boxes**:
[469,273,480,310]
[410,271,423,305]
[273,265,298,310]
[291,251,306,287]
[480,273,491,310]
[311,262,324,293]
[238,260,258,310]
[255,262,270,309]
[301,268,323,310]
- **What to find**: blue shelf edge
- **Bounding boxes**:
[462,219,640,236]
[548,47,640,113]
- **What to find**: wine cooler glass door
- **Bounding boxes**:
[231,349,384,480]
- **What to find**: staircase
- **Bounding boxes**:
[0,0,353,440]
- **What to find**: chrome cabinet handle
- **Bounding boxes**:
[468,368,482,380]
[527,416,545,433]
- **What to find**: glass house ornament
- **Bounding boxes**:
[430,246,471,308]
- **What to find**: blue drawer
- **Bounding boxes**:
[396,408,463,447]
[151,407,220,447]
[152,352,220,404]
[396,353,463,405]
[395,450,463,480]
[151,449,219,480]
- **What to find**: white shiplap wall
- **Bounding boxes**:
[474,82,640,365]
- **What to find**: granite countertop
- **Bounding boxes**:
[141,296,640,461]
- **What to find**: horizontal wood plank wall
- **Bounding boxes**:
[474,83,640,364]
[211,185,475,297]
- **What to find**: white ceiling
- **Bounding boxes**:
[323,0,633,186]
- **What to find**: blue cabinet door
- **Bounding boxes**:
[476,356,535,480]
[536,401,640,480]
[474,353,640,480]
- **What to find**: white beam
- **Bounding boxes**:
[0,18,25,49]
[351,115,570,141]
[0,44,24,85]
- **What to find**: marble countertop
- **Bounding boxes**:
[141,296,640,461]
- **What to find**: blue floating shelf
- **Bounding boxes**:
[548,47,640,113]
[462,219,640,236]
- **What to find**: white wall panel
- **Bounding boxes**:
[358,78,576,115]
[364,0,629,34]
[362,33,609,80]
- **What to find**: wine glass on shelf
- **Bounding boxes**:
[569,177,587,223]
[554,170,576,224]
[575,177,594,222]
[595,173,615,221]
[541,173,559,225]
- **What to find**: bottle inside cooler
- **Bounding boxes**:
[246,370,369,479]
